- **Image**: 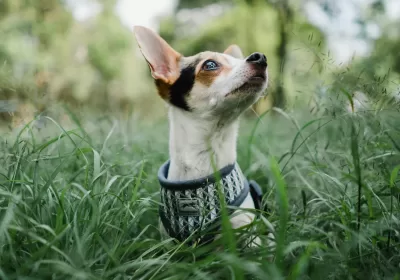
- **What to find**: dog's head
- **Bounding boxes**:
[134,26,268,120]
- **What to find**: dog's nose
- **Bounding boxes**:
[246,52,267,67]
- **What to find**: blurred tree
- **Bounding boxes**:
[52,0,152,115]
[0,0,163,123]
[327,35,400,113]
[324,0,400,111]
[0,0,73,106]
[87,0,130,82]
[6,0,396,124]
[266,0,293,109]
[33,0,73,50]
[178,0,230,9]
[0,0,73,125]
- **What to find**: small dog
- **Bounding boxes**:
[134,26,269,246]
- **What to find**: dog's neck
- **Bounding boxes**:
[167,107,239,181]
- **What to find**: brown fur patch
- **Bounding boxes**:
[155,79,172,100]
[153,56,184,100]
[196,67,222,87]
[195,53,232,87]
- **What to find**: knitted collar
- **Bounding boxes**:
[158,160,250,244]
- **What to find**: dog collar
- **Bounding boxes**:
[158,160,254,244]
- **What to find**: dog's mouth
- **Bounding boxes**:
[248,73,266,83]
[226,73,267,97]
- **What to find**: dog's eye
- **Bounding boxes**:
[202,60,219,71]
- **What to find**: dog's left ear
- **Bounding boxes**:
[224,44,244,59]
[133,26,181,85]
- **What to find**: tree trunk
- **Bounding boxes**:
[273,0,292,109]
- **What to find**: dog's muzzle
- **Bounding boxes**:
[157,160,263,245]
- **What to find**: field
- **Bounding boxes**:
[0,98,399,279]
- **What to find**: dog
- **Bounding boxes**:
[133,26,270,247]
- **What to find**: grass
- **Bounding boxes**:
[0,99,399,279]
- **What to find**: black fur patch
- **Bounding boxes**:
[169,62,198,111]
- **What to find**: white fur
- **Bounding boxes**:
[186,53,268,120]
[167,107,238,181]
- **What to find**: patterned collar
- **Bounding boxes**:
[157,160,251,244]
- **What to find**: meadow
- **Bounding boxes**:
[0,95,399,279]
[1,0,400,278]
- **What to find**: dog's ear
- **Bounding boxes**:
[133,26,181,84]
[224,44,244,59]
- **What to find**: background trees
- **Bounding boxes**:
[0,0,399,123]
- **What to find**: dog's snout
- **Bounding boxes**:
[246,52,267,67]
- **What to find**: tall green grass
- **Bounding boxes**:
[0,101,399,279]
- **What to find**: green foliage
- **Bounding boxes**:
[171,5,279,57]
[87,11,131,81]
[0,100,399,278]
[332,36,400,101]
[0,0,160,117]
[177,0,232,9]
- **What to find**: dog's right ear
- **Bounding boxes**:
[133,26,181,84]
[224,44,244,59]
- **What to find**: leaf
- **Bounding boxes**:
[269,156,289,270]
[340,88,354,112]
[390,165,400,188]
[92,149,101,184]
